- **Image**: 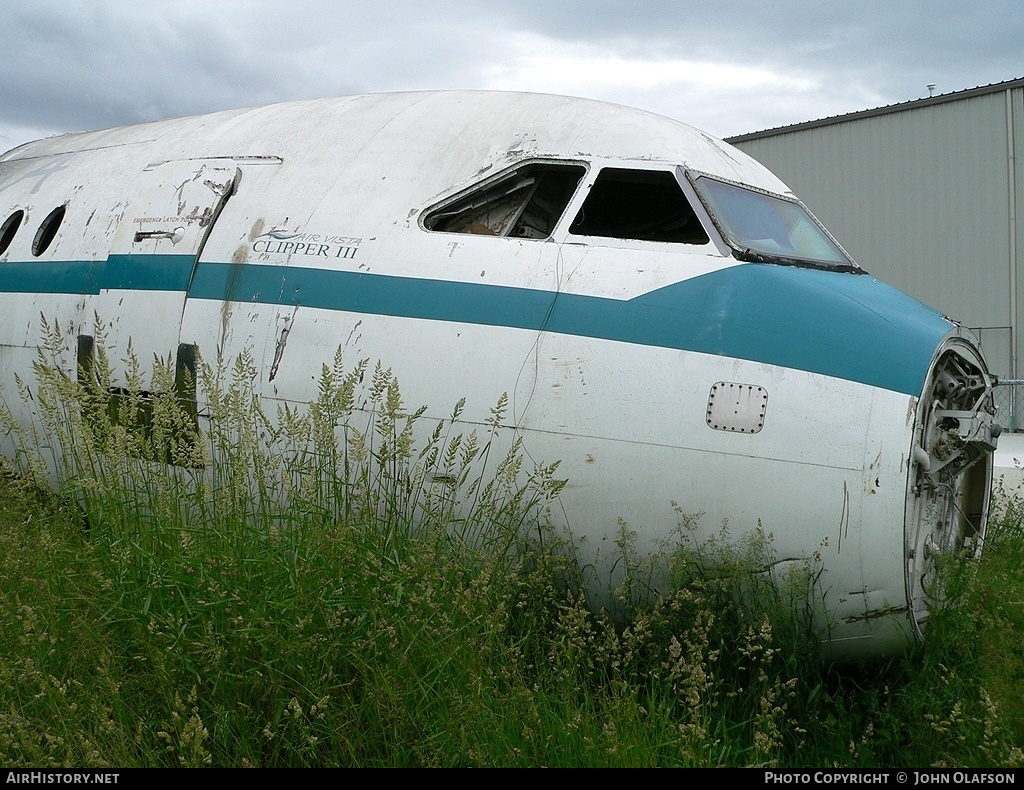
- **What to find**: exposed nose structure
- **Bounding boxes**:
[906,335,998,639]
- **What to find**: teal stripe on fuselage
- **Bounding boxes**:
[0,256,951,396]
[0,255,195,294]
[188,260,949,396]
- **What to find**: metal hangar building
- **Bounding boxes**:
[727,77,1024,428]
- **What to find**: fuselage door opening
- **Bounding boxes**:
[92,160,239,384]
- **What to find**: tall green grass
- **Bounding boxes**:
[0,323,1022,767]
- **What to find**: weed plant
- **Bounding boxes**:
[0,321,1022,767]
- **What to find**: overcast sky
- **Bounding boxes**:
[2,0,1021,154]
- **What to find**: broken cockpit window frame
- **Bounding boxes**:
[423,161,587,239]
[568,168,711,245]
[685,170,860,272]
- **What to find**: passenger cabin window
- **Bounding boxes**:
[569,168,710,244]
[32,205,66,257]
[0,210,24,255]
[425,163,585,239]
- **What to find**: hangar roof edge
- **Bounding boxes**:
[726,75,1024,143]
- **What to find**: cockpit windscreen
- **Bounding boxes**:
[691,174,857,270]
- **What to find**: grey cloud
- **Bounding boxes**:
[1,0,1021,151]
[497,0,1022,105]
[4,2,310,132]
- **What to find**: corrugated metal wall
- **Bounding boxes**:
[730,82,1024,383]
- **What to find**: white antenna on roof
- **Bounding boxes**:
[926,83,937,97]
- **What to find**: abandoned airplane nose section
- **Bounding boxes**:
[0,90,1001,663]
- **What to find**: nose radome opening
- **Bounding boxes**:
[905,335,997,641]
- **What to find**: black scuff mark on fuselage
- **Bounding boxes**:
[838,481,850,554]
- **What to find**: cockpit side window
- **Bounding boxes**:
[568,168,710,245]
[424,163,586,239]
